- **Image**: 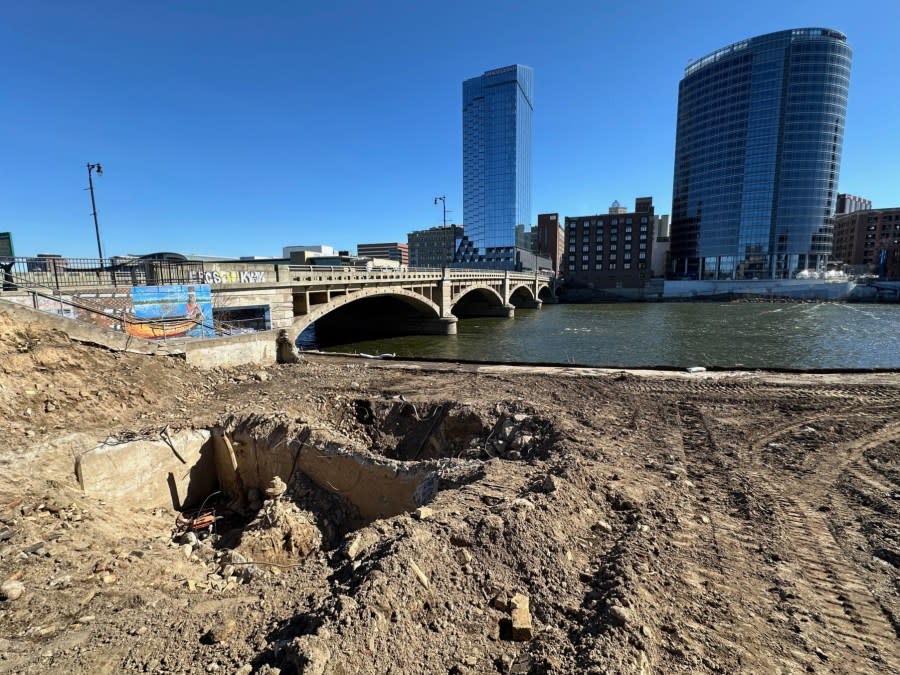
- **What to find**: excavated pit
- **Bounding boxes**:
[351,399,555,462]
[74,404,556,566]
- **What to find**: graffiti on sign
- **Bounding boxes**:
[188,270,266,284]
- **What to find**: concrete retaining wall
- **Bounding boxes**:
[182,330,278,368]
[662,279,856,300]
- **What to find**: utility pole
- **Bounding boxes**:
[433,195,447,228]
[87,163,104,261]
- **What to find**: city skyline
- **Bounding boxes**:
[1,1,899,258]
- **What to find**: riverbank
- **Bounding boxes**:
[1,309,898,673]
[560,277,899,303]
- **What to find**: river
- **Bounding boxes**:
[312,302,900,370]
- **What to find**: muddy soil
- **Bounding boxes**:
[0,309,898,674]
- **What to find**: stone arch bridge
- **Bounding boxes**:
[286,267,557,341]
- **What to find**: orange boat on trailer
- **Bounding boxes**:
[124,315,200,339]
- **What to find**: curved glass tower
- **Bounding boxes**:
[669,28,852,280]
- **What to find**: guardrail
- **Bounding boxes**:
[0,256,205,291]
[285,265,553,282]
[0,257,555,293]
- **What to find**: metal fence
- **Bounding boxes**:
[0,256,205,291]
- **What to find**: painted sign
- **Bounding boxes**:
[125,284,214,339]
[188,270,266,284]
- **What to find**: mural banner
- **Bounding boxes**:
[126,284,214,339]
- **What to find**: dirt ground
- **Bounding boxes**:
[0,308,898,674]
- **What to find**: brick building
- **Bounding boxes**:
[832,207,900,273]
[535,213,564,274]
[563,197,655,289]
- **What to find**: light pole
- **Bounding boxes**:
[433,195,447,228]
[87,163,104,261]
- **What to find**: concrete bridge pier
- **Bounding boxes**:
[516,299,542,309]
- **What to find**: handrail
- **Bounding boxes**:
[2,270,228,339]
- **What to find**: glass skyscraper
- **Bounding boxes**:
[670,28,852,280]
[459,65,533,269]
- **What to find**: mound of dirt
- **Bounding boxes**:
[0,308,898,674]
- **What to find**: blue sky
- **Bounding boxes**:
[2,0,898,258]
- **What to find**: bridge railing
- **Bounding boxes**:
[0,256,205,291]
[285,265,554,283]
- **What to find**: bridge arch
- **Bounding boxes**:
[538,284,556,301]
[450,285,508,318]
[292,287,448,347]
[508,283,537,307]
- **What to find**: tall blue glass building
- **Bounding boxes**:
[670,28,852,280]
[458,65,533,269]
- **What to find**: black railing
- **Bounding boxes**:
[0,256,205,291]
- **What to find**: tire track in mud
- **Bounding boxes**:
[749,420,900,672]
[612,377,900,407]
[770,493,899,672]
[662,402,777,672]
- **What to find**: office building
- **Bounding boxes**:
[408,225,464,268]
[459,64,533,269]
[536,214,565,274]
[356,243,409,266]
[836,193,872,215]
[564,198,655,289]
[833,206,900,272]
[670,28,852,280]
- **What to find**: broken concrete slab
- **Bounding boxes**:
[75,429,215,510]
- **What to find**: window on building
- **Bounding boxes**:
[611,219,618,226]
[625,218,632,225]
[639,242,647,250]
[639,252,646,260]
[640,217,648,225]
[624,262,631,270]
[608,262,616,270]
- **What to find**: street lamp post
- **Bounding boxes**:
[87,163,104,261]
[433,195,447,228]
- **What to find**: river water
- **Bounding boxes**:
[316,302,900,370]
